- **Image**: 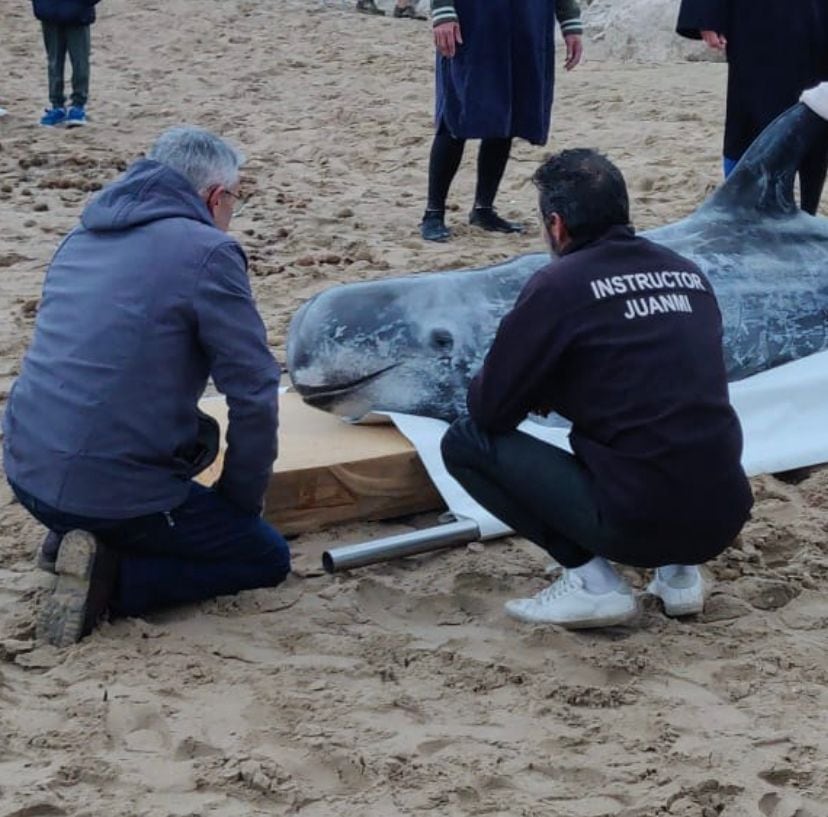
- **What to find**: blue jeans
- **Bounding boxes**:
[11,481,291,617]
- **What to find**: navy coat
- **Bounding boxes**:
[435,0,556,144]
[32,0,100,26]
[677,0,828,160]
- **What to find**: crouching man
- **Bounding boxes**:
[441,149,753,628]
[3,127,290,646]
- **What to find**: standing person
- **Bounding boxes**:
[32,0,100,127]
[356,0,427,18]
[676,0,828,214]
[441,149,753,628]
[3,127,290,647]
[421,0,584,242]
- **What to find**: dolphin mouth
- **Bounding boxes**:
[293,363,399,403]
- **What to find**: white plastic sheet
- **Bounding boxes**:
[384,349,828,539]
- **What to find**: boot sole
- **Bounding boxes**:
[36,531,97,648]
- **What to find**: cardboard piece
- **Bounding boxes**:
[197,392,444,535]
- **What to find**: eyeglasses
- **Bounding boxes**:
[223,189,249,218]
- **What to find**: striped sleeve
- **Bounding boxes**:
[556,0,583,35]
[431,0,458,26]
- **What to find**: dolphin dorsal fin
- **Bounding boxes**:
[703,103,828,216]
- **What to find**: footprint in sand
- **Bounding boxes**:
[759,790,823,817]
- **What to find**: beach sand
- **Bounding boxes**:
[0,2,827,815]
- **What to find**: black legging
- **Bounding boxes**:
[426,132,512,212]
[441,416,733,569]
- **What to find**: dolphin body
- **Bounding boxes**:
[287,101,828,422]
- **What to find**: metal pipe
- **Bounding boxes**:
[322,518,481,573]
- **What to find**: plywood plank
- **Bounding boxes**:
[197,392,444,535]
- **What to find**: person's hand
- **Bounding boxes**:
[563,34,583,70]
[434,21,463,58]
[700,30,727,51]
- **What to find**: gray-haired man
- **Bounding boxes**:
[4,127,290,646]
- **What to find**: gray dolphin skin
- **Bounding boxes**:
[287,101,828,422]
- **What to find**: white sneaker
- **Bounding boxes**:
[647,566,708,617]
[504,570,638,629]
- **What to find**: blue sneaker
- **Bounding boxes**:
[40,106,67,127]
[66,106,87,127]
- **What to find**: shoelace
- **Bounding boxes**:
[534,571,581,602]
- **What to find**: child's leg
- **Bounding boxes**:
[41,21,68,108]
[66,24,91,109]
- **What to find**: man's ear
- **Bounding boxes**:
[204,185,221,214]
[546,212,563,238]
[550,212,571,243]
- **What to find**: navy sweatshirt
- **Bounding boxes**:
[32,0,100,26]
[468,225,753,543]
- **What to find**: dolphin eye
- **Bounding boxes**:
[429,328,454,352]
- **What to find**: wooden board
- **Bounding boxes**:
[197,391,444,535]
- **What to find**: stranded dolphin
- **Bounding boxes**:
[287,94,828,422]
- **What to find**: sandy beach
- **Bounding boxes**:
[1,1,827,815]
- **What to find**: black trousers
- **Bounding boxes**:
[441,417,718,569]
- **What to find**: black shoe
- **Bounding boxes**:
[37,530,62,573]
[393,2,427,18]
[469,206,524,234]
[356,0,385,14]
[36,530,119,647]
[421,210,451,242]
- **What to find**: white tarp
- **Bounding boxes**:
[383,349,828,539]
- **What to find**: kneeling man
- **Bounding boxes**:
[441,149,753,628]
[4,127,290,646]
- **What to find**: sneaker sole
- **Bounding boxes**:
[506,601,640,629]
[36,531,97,648]
[562,606,639,629]
[646,580,707,617]
[65,121,86,128]
[662,602,704,617]
[652,597,705,617]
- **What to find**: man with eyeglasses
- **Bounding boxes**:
[3,126,290,646]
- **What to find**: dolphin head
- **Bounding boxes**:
[287,272,504,421]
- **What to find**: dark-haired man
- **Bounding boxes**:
[441,149,753,628]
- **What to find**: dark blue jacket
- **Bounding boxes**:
[32,0,100,26]
[3,160,281,518]
[468,225,752,549]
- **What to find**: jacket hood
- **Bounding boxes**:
[81,159,215,232]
